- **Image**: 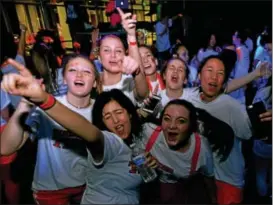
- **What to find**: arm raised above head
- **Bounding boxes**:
[1,59,105,157]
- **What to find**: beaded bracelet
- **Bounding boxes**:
[39,94,56,110]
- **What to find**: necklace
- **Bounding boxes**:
[67,98,92,109]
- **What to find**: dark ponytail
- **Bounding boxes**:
[196,108,234,162]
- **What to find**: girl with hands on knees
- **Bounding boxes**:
[99,8,148,105]
[1,55,101,205]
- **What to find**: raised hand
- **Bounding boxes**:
[145,153,158,169]
[116,7,137,37]
[91,28,100,45]
[120,56,140,75]
[1,59,47,103]
[19,23,27,32]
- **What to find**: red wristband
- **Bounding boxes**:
[39,94,56,110]
[128,41,137,46]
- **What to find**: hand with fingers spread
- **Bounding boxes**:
[116,7,137,37]
[145,153,158,169]
[1,59,48,104]
[121,56,140,75]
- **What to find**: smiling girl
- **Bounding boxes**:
[1,54,101,205]
[98,8,148,104]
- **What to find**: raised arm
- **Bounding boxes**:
[117,7,149,100]
[89,28,100,60]
[225,61,272,93]
[17,24,27,56]
[1,59,104,146]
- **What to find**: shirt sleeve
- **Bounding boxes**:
[88,131,124,167]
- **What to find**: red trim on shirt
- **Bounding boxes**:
[146,73,165,93]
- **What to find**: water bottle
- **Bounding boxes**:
[130,143,157,183]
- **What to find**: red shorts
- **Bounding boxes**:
[0,125,17,165]
[33,185,86,205]
[216,180,243,205]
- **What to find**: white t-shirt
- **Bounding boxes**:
[159,88,194,108]
[0,89,11,127]
[254,46,272,64]
[197,48,219,63]
[187,65,198,87]
[186,88,252,188]
[229,45,250,105]
[245,38,254,53]
[1,54,25,108]
[141,123,214,183]
[252,86,272,159]
[155,21,171,52]
[82,131,142,204]
[103,74,136,105]
[53,68,68,96]
[26,95,94,191]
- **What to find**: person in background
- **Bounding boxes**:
[256,26,269,47]
[244,28,254,54]
[1,23,27,108]
[251,33,272,106]
[136,29,147,46]
[252,76,272,202]
[192,32,221,69]
[175,45,199,87]
[64,0,92,55]
[229,30,250,106]
[0,85,20,204]
[31,29,67,96]
[1,55,101,205]
[139,45,165,95]
[155,13,172,69]
[89,28,103,73]
[253,32,272,69]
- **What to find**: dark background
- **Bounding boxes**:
[161,0,272,54]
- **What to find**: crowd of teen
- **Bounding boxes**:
[0,7,272,205]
